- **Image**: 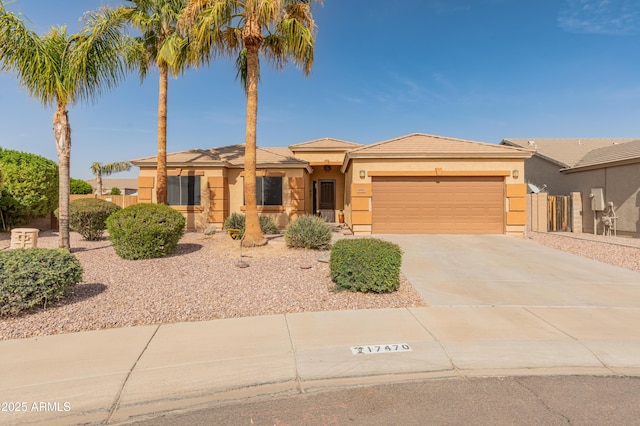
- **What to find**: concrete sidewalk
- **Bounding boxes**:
[1,306,640,425]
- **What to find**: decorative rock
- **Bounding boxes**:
[299,263,312,269]
[317,252,330,263]
[204,225,217,236]
[235,260,249,268]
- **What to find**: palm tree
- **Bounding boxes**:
[181,0,320,247]
[0,3,139,249]
[106,0,198,205]
[90,161,132,195]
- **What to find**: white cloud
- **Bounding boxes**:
[558,0,640,35]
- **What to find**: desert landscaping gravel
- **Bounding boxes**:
[0,230,426,340]
[527,231,640,273]
[2,229,639,341]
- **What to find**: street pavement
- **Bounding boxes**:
[1,235,639,425]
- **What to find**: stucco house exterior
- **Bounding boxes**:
[501,138,640,235]
[131,133,533,236]
[87,178,138,195]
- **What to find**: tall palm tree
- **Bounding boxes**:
[0,3,139,249]
[90,161,132,195]
[107,0,197,205]
[181,0,320,247]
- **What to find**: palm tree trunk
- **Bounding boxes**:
[53,101,71,250]
[242,42,266,247]
[96,171,103,195]
[156,64,169,204]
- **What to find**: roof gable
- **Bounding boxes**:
[288,137,363,151]
[347,133,533,158]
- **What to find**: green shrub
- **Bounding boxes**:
[259,215,279,234]
[0,148,59,228]
[223,213,280,238]
[0,248,83,316]
[69,198,120,241]
[70,178,93,194]
[223,212,245,231]
[109,187,121,195]
[106,203,185,260]
[330,238,402,293]
[284,214,332,249]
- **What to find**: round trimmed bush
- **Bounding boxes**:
[0,248,83,316]
[69,198,121,241]
[330,238,402,293]
[284,214,332,249]
[106,203,186,260]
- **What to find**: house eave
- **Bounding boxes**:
[341,152,533,173]
[560,157,640,173]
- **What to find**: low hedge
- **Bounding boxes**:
[106,203,185,260]
[0,248,83,316]
[69,198,121,240]
[330,238,402,293]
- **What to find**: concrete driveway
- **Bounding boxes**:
[378,234,640,308]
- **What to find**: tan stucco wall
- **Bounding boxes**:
[227,168,307,229]
[559,164,640,235]
[309,165,345,220]
[138,166,225,231]
[291,150,346,164]
[344,157,527,236]
[525,156,640,235]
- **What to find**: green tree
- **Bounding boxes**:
[182,0,320,247]
[109,187,122,195]
[0,148,59,229]
[0,2,139,248]
[105,0,203,204]
[90,161,131,195]
[70,178,93,195]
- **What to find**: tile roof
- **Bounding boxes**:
[346,133,534,159]
[288,137,363,151]
[563,139,640,171]
[501,138,640,168]
[131,144,310,170]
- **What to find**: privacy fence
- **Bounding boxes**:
[528,192,582,233]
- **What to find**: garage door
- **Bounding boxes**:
[372,176,505,234]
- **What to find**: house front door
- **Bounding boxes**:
[318,180,336,222]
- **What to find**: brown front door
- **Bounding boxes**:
[372,176,505,234]
[319,180,336,222]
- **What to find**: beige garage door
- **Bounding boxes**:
[372,176,505,234]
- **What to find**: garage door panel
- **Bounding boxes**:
[372,176,504,234]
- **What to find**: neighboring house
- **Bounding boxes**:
[131,133,533,236]
[501,138,640,235]
[87,178,139,195]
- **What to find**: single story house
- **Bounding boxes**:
[501,138,640,235]
[131,133,533,236]
[87,178,138,195]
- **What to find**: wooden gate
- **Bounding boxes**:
[547,195,572,232]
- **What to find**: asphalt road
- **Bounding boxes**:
[129,375,640,425]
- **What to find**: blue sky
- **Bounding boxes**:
[1,0,640,180]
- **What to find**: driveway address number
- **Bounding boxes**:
[351,343,412,355]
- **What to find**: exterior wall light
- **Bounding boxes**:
[512,169,519,179]
[359,169,366,179]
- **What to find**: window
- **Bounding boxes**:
[168,176,201,206]
[244,176,283,206]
